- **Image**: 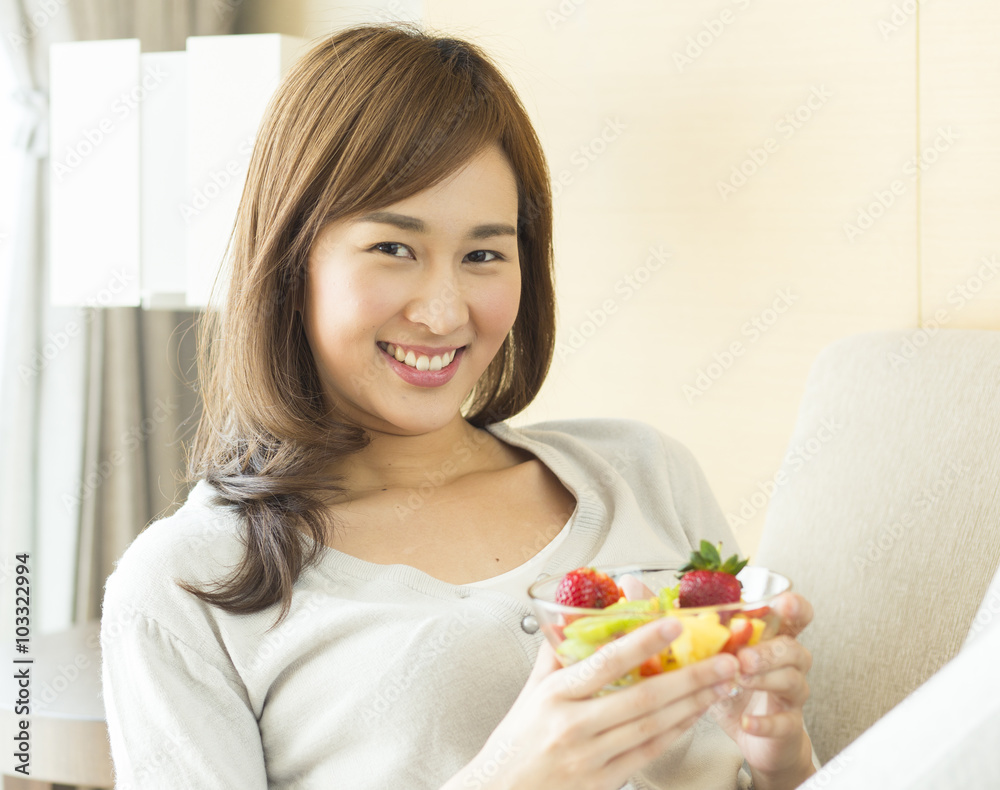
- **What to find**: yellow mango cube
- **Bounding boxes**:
[747,617,767,646]
[670,613,731,667]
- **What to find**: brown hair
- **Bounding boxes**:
[184,22,556,626]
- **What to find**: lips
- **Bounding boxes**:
[377,342,465,388]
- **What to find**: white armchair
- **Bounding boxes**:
[755,329,1000,769]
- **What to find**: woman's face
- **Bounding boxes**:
[302,142,521,436]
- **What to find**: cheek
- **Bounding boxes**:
[473,275,521,340]
[306,269,396,341]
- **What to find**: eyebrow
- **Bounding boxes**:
[352,211,517,240]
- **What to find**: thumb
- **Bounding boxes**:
[526,638,564,688]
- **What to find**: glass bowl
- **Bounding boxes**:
[527,563,792,693]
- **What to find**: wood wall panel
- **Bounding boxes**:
[235,1,996,556]
[919,1,1000,329]
[421,1,917,554]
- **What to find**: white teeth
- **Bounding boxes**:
[382,342,461,371]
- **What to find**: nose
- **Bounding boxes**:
[403,265,470,336]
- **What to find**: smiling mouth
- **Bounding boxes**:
[377,342,463,372]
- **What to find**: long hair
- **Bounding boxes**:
[183,22,556,626]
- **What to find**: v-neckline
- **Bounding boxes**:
[295,420,609,603]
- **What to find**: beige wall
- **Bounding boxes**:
[238,1,1000,557]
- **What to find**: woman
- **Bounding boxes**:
[100,22,816,790]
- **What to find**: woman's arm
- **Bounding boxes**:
[101,608,268,789]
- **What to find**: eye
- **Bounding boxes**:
[466,250,505,263]
[372,242,413,258]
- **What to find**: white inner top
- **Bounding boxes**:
[463,516,573,604]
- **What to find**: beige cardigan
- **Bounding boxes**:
[100,418,753,789]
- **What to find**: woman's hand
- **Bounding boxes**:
[451,618,740,790]
[708,592,817,789]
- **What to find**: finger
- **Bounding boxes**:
[598,706,708,784]
[595,651,740,732]
[531,638,565,681]
[772,593,813,637]
[591,681,724,767]
[619,574,655,601]
[557,618,683,700]
[737,636,812,678]
[594,656,736,759]
[736,667,810,708]
[515,639,565,707]
[740,708,804,739]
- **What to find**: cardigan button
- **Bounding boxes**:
[520,615,539,634]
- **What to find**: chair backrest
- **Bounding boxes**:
[756,329,1000,764]
[798,582,1000,790]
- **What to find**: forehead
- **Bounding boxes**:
[370,143,518,223]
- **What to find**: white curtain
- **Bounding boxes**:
[0,0,239,634]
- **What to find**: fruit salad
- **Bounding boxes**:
[535,542,783,690]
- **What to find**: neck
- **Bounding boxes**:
[330,416,513,497]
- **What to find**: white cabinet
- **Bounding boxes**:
[48,34,306,308]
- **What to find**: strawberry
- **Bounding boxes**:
[721,618,754,654]
[555,569,596,607]
[639,654,665,676]
[593,572,624,608]
[676,540,749,608]
[555,567,623,609]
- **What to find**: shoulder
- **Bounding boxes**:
[495,416,730,542]
[496,416,700,471]
[101,480,246,631]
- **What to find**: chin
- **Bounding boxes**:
[366,404,467,437]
